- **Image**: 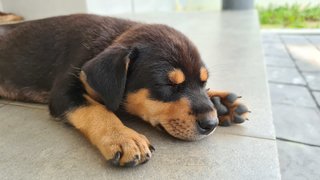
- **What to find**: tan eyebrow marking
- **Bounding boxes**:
[200,67,208,82]
[168,68,185,84]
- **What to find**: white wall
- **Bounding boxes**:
[2,0,318,21]
[0,0,3,11]
[1,0,87,20]
[86,0,176,14]
[0,0,221,20]
[86,0,132,15]
[178,0,221,12]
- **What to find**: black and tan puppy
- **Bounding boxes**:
[0,14,249,167]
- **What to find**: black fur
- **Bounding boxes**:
[0,14,212,119]
[82,46,131,111]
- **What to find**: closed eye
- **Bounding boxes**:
[167,83,184,92]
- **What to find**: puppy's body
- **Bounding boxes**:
[0,14,134,104]
[0,14,249,167]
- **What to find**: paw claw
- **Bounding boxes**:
[101,129,152,167]
[141,154,151,164]
[122,154,140,167]
[226,93,238,103]
[149,145,155,152]
[134,154,140,161]
[124,160,138,167]
[112,151,122,165]
[233,114,245,124]
[235,104,249,114]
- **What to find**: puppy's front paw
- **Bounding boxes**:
[97,127,154,167]
[208,91,250,126]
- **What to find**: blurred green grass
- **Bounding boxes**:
[257,4,320,28]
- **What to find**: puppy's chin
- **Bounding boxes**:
[156,123,212,141]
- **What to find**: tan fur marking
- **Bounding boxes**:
[67,96,152,165]
[125,89,205,140]
[79,71,102,102]
[207,90,230,98]
[168,68,185,84]
[200,67,208,82]
[125,58,129,71]
[0,14,23,23]
[67,96,123,143]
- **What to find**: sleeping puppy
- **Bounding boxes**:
[0,14,249,167]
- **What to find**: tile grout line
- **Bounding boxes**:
[279,34,320,110]
[216,131,276,141]
[268,80,320,92]
[266,64,296,68]
[271,101,319,110]
[268,80,307,87]
[304,35,320,52]
[266,64,300,69]
[277,137,320,148]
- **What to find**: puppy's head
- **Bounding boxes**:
[81,24,217,141]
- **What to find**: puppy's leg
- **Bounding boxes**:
[67,96,153,166]
[207,90,250,126]
[49,75,153,167]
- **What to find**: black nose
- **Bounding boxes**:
[197,118,218,135]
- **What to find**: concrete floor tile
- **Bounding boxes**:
[269,83,317,108]
[302,72,320,91]
[262,42,291,59]
[266,66,306,85]
[264,56,295,68]
[0,105,280,179]
[281,35,309,45]
[305,35,320,50]
[262,42,287,51]
[272,104,320,146]
[261,33,282,44]
[0,98,9,104]
[277,140,320,180]
[0,11,280,179]
[264,52,291,59]
[295,58,320,72]
[312,91,320,106]
[281,35,320,72]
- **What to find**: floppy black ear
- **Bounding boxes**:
[81,46,136,111]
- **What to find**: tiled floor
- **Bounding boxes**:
[0,11,281,179]
[262,32,320,179]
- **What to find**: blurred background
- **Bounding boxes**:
[0,0,319,22]
[1,0,319,179]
